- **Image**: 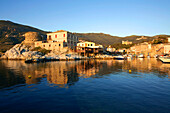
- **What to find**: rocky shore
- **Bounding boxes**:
[0,43,129,63]
[0,44,88,61]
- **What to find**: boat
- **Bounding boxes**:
[138,54,144,58]
[159,57,170,63]
[113,55,126,60]
[127,54,133,60]
[25,58,33,63]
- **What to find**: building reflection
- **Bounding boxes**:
[0,58,170,89]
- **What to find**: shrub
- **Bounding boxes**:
[31,47,51,55]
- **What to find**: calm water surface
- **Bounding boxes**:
[0,59,170,113]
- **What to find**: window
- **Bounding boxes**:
[49,35,52,40]
[49,44,51,47]
[43,45,45,47]
[91,44,93,46]
[63,34,65,37]
[59,44,61,46]
[88,44,90,46]
[55,35,57,38]
[63,40,65,42]
[82,44,84,46]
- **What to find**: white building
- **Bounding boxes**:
[168,37,170,43]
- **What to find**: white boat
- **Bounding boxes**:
[159,57,170,63]
[138,54,144,58]
[113,55,126,60]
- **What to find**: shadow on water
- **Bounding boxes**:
[0,58,170,89]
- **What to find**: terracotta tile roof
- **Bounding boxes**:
[47,30,71,34]
[53,30,67,33]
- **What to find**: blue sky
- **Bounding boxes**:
[0,0,170,36]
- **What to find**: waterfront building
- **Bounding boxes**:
[164,44,170,54]
[106,45,116,52]
[136,36,147,40]
[35,30,79,51]
[130,43,170,57]
[76,41,103,56]
[122,40,132,45]
[168,37,170,43]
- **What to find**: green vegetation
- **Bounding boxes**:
[31,47,51,55]
[0,44,14,53]
[152,35,168,44]
[111,43,134,49]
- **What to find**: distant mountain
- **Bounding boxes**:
[0,20,169,52]
[75,33,161,46]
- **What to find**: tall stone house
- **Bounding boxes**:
[35,30,79,51]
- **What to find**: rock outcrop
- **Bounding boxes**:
[1,44,42,60]
[0,43,86,61]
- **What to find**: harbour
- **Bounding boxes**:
[0,59,170,113]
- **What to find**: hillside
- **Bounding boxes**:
[0,20,47,52]
[75,33,122,46]
[76,33,160,46]
[0,20,169,52]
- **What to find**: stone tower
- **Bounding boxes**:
[24,32,41,43]
[23,32,42,46]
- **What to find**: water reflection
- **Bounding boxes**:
[0,59,170,89]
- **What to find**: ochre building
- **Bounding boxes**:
[35,30,79,51]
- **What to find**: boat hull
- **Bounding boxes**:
[159,57,170,63]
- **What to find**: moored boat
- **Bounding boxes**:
[113,55,126,60]
[25,58,33,63]
[159,57,170,63]
[138,54,144,58]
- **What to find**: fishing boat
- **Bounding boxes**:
[159,57,170,63]
[113,55,126,60]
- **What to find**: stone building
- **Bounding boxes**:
[106,45,116,52]
[164,44,170,54]
[122,40,132,45]
[23,32,42,46]
[35,30,79,51]
[130,43,170,57]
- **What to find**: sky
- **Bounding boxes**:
[0,0,170,36]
